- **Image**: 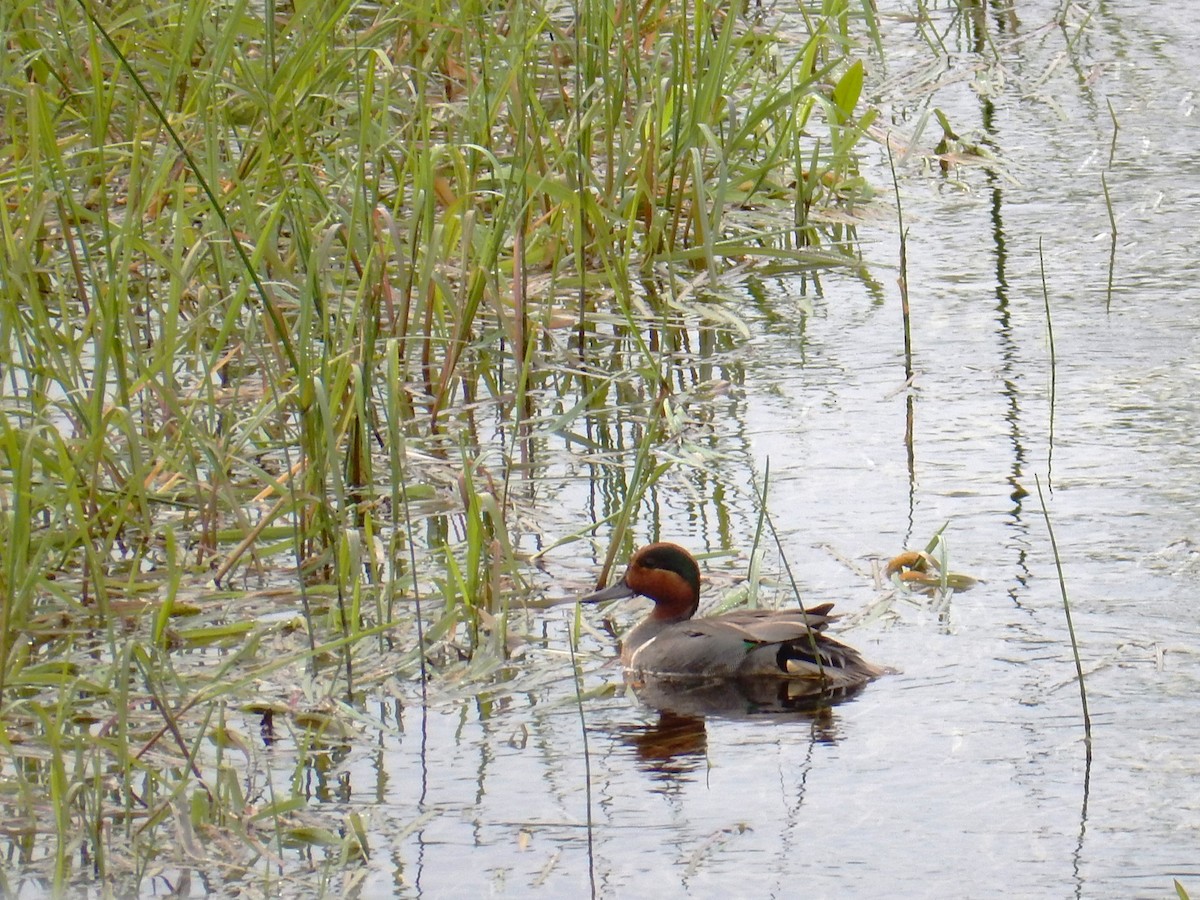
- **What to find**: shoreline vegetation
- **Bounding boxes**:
[2,0,890,891]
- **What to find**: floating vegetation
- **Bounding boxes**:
[885,547,979,594]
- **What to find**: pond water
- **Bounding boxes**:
[338,3,1200,898]
[102,1,1200,897]
[279,3,1200,897]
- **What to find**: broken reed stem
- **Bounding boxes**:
[887,138,914,382]
[1101,172,1117,312]
[887,138,917,497]
[1038,238,1056,487]
[1034,474,1092,761]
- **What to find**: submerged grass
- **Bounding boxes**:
[0,0,887,891]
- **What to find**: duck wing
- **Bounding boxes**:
[705,603,839,645]
[625,604,846,678]
[708,604,884,686]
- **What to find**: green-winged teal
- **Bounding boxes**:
[581,542,883,687]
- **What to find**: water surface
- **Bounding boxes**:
[346,3,1200,897]
[114,2,1200,896]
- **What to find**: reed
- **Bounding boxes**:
[1034,476,1093,760]
[1039,238,1057,485]
[1101,172,1117,311]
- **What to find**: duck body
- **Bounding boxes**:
[581,542,883,688]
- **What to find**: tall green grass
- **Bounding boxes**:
[0,0,880,888]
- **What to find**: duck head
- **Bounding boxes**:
[580,542,702,623]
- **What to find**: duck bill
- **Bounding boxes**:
[579,579,636,604]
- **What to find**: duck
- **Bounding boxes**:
[580,542,884,688]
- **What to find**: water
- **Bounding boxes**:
[339,4,1200,897]
[68,2,1200,897]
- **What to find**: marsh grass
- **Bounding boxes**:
[1,0,884,890]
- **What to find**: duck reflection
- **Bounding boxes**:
[623,710,709,774]
[632,673,868,719]
[619,674,865,775]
